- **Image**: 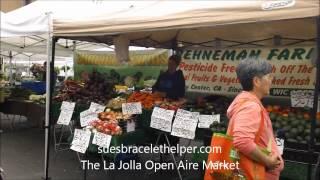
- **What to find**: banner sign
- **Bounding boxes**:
[75,49,169,66]
[180,46,316,96]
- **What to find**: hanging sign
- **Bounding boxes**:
[70,129,91,154]
[57,101,76,125]
[180,46,316,97]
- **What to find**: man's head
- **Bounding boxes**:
[236,59,273,96]
[168,55,182,73]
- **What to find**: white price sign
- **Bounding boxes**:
[89,102,105,113]
[150,107,175,132]
[198,114,220,128]
[276,138,284,155]
[92,132,112,148]
[171,110,199,139]
[290,90,314,108]
[57,101,76,125]
[60,101,76,111]
[126,121,136,133]
[122,102,142,115]
[70,129,91,154]
[57,110,73,125]
[176,109,193,119]
[80,110,97,127]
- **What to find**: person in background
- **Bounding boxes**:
[227,59,284,179]
[152,54,185,100]
[41,61,57,86]
[41,61,48,81]
[152,54,185,148]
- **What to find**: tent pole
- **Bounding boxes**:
[9,51,13,85]
[308,16,320,180]
[43,36,57,180]
[43,12,53,180]
[28,57,31,76]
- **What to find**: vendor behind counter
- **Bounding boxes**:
[152,55,185,100]
[152,54,185,146]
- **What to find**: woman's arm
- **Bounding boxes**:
[232,102,279,169]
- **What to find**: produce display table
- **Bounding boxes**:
[0,99,45,128]
[52,102,154,159]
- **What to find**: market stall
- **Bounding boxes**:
[2,0,320,180]
[50,1,320,180]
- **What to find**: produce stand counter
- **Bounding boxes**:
[52,102,155,160]
[52,100,214,161]
[0,99,45,128]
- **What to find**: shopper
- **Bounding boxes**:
[227,59,284,179]
[152,54,185,100]
[41,61,57,85]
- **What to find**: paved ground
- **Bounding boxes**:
[0,113,202,180]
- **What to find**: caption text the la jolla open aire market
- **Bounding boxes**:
[80,144,240,172]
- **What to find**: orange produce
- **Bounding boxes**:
[272,105,281,112]
[127,92,163,109]
[303,113,310,120]
[266,105,273,112]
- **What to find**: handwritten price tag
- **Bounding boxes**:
[89,102,105,113]
[57,101,75,125]
[70,129,91,154]
[290,90,314,108]
[92,132,112,148]
[198,114,220,128]
[80,110,97,127]
[176,109,193,119]
[171,111,199,139]
[126,121,136,133]
[57,110,73,125]
[60,101,76,111]
[150,107,175,132]
[122,102,142,115]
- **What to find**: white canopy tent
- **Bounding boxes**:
[0,0,131,56]
[3,0,318,49]
[0,0,156,57]
[0,1,162,179]
[0,1,136,179]
[1,0,320,179]
[53,0,318,48]
[49,1,320,180]
[3,0,317,50]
